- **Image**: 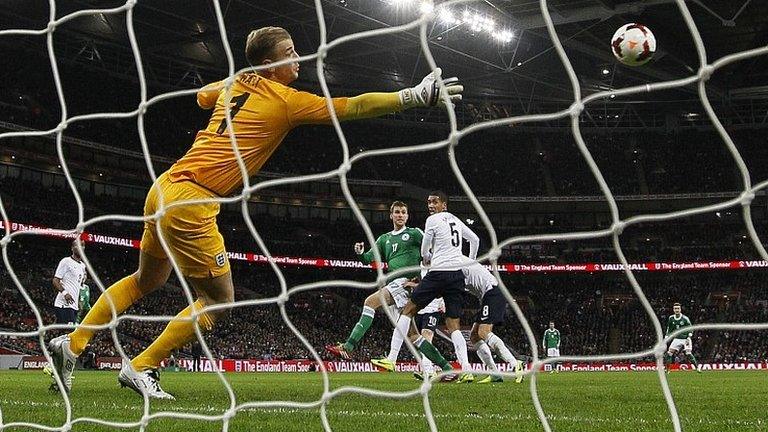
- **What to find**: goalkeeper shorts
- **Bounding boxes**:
[140,172,230,279]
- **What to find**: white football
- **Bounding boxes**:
[611,23,656,66]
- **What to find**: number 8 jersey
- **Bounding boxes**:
[422,211,479,271]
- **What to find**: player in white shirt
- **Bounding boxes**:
[463,262,524,384]
[46,239,87,388]
[397,191,478,382]
[52,240,87,325]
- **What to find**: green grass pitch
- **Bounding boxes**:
[1,370,766,431]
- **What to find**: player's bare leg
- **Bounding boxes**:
[327,288,396,359]
[470,324,502,383]
[473,323,523,383]
[121,270,233,400]
[50,251,172,393]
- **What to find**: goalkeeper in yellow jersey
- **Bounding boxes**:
[47,26,463,399]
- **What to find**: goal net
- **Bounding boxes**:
[1,0,768,431]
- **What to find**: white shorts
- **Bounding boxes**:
[668,338,692,354]
[547,348,560,357]
[384,277,409,309]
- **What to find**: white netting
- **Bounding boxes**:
[1,0,768,431]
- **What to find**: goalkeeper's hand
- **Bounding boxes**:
[399,67,463,109]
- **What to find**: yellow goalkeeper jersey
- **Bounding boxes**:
[168,73,349,196]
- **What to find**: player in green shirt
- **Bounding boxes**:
[77,284,92,324]
[543,321,561,374]
[664,302,701,373]
[326,201,453,374]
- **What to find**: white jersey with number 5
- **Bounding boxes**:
[421,211,479,271]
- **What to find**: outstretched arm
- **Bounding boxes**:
[340,92,401,120]
[288,68,463,125]
[343,68,463,120]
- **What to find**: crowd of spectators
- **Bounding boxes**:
[2,238,767,365]
[5,175,768,269]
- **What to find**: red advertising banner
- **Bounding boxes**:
[71,358,768,373]
[16,356,767,372]
[4,220,768,273]
[541,361,768,372]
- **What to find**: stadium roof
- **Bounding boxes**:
[1,1,767,110]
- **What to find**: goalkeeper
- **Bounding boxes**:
[47,26,464,399]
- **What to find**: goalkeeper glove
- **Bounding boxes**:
[399,67,463,109]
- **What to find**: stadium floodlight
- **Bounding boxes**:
[419,1,434,15]
[492,29,513,43]
[380,1,512,43]
[380,0,411,7]
[484,18,495,33]
[438,8,457,25]
[440,6,512,43]
[471,13,493,32]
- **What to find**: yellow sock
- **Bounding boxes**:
[131,300,214,372]
[69,275,144,355]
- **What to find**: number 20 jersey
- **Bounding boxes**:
[168,73,349,197]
